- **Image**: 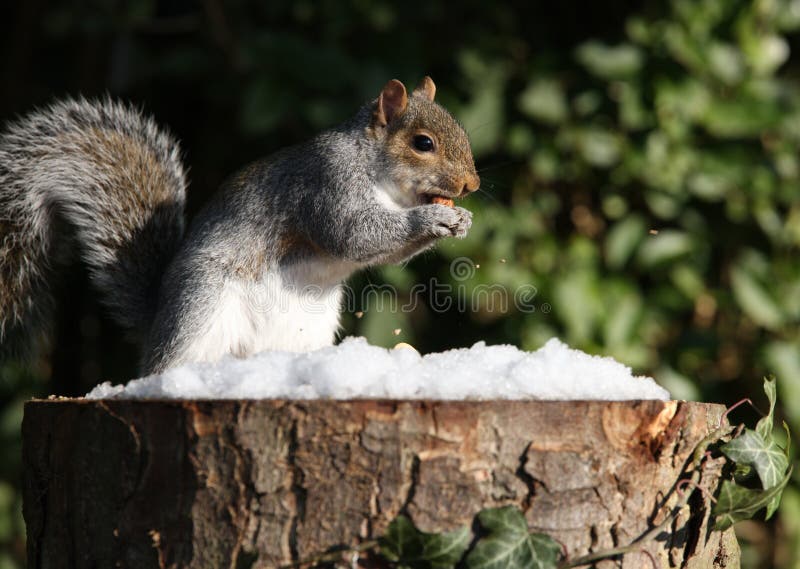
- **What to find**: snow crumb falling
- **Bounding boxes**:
[86,337,670,401]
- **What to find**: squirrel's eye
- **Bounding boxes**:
[413,135,435,152]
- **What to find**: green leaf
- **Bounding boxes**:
[617,83,651,130]
[552,270,599,344]
[670,264,705,298]
[712,467,792,530]
[654,366,700,401]
[575,41,644,79]
[605,215,646,269]
[730,266,784,330]
[756,378,778,440]
[381,516,419,563]
[380,515,471,569]
[602,286,643,348]
[720,429,788,490]
[575,128,622,168]
[421,528,473,569]
[636,230,693,268]
[701,96,782,138]
[719,378,790,518]
[707,43,745,85]
[466,507,561,569]
[714,378,792,525]
[518,79,569,125]
[743,35,789,75]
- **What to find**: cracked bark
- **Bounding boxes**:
[22,399,739,568]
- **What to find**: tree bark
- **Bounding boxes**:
[22,399,739,568]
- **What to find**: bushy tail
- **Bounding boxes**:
[0,98,187,357]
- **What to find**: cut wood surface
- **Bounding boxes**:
[23,399,739,568]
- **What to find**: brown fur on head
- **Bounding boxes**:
[369,77,480,204]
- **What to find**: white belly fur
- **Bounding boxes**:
[175,258,355,366]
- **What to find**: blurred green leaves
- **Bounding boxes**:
[576,42,644,79]
[731,263,784,330]
[518,79,568,125]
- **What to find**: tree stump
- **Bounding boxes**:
[22,399,739,568]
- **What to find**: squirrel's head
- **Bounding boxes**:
[368,77,480,205]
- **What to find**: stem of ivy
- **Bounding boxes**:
[557,425,735,568]
[275,540,379,569]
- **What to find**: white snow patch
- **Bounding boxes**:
[86,337,670,401]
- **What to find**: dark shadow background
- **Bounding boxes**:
[2,1,800,567]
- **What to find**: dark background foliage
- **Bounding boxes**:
[2,1,800,567]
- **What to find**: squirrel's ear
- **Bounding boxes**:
[413,76,436,101]
[375,79,408,127]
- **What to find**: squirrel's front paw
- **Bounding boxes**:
[426,204,473,239]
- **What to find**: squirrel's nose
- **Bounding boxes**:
[461,174,480,195]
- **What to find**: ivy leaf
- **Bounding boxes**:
[712,467,793,530]
[719,378,790,519]
[466,507,561,569]
[720,428,789,490]
[756,377,778,440]
[721,378,788,491]
[380,515,471,569]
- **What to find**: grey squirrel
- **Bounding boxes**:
[0,77,479,374]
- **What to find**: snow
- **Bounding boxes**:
[85,337,670,401]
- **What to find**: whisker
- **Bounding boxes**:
[477,174,508,184]
[476,176,511,192]
[466,119,502,136]
[472,187,502,203]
